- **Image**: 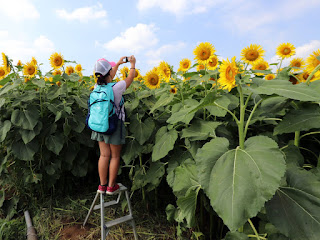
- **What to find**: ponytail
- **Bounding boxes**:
[95,70,111,85]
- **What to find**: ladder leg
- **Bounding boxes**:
[130,220,139,240]
[125,190,133,216]
[100,193,106,240]
[125,190,138,239]
[83,192,99,227]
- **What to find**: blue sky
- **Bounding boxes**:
[0,0,320,76]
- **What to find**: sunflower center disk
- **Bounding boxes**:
[258,65,266,70]
[150,77,158,85]
[226,66,234,80]
[200,50,210,60]
[246,50,259,61]
[283,48,291,55]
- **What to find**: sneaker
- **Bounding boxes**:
[106,184,120,195]
[97,185,107,194]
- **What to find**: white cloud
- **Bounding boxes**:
[0,0,40,21]
[0,34,55,67]
[56,3,107,23]
[137,0,220,16]
[224,0,320,34]
[103,23,158,54]
[145,42,186,66]
[269,40,320,67]
[0,31,9,38]
[34,35,55,53]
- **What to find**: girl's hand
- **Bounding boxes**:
[117,56,126,66]
[129,55,136,64]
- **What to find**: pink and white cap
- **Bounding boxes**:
[94,58,116,76]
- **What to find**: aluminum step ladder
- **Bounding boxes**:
[83,183,138,240]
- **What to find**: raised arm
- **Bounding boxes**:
[124,55,136,89]
[109,56,126,79]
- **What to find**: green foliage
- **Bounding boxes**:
[266,165,320,240]
[1,56,320,240]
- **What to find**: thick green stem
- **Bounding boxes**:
[214,103,239,124]
[248,218,260,240]
[294,131,300,147]
[306,64,320,85]
[244,99,263,140]
[238,85,245,149]
[276,58,283,77]
[139,154,146,202]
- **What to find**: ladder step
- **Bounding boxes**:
[94,199,118,210]
[105,215,133,228]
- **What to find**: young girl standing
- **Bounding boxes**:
[91,56,136,195]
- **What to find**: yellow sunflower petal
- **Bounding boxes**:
[265,74,275,80]
[240,44,265,64]
[158,61,171,82]
[179,58,192,72]
[144,67,161,89]
[252,59,269,76]
[218,57,239,92]
[207,55,219,70]
[306,49,320,77]
[193,42,216,64]
[65,65,75,75]
[23,61,37,78]
[49,52,64,69]
[276,43,296,59]
[75,64,82,73]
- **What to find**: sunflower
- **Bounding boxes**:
[207,55,219,70]
[75,64,82,73]
[144,67,161,89]
[265,74,275,80]
[179,58,192,72]
[31,57,37,65]
[134,69,142,81]
[2,53,7,67]
[17,60,23,67]
[193,42,215,64]
[23,61,37,78]
[298,71,318,83]
[158,61,171,82]
[120,66,129,80]
[218,57,239,92]
[24,77,31,83]
[0,66,7,80]
[49,52,64,69]
[53,69,62,76]
[240,44,265,64]
[276,43,296,59]
[289,58,304,71]
[65,65,75,75]
[252,59,269,76]
[306,49,320,78]
[170,86,177,94]
[44,77,53,82]
[196,63,205,71]
[56,81,61,87]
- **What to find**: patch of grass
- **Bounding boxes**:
[17,187,178,240]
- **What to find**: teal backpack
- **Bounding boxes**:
[86,83,118,135]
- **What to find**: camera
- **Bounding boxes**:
[123,57,129,63]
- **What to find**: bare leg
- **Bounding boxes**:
[108,144,122,187]
[98,141,111,185]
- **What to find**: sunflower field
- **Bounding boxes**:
[1,42,320,240]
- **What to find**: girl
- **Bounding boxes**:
[91,56,136,194]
